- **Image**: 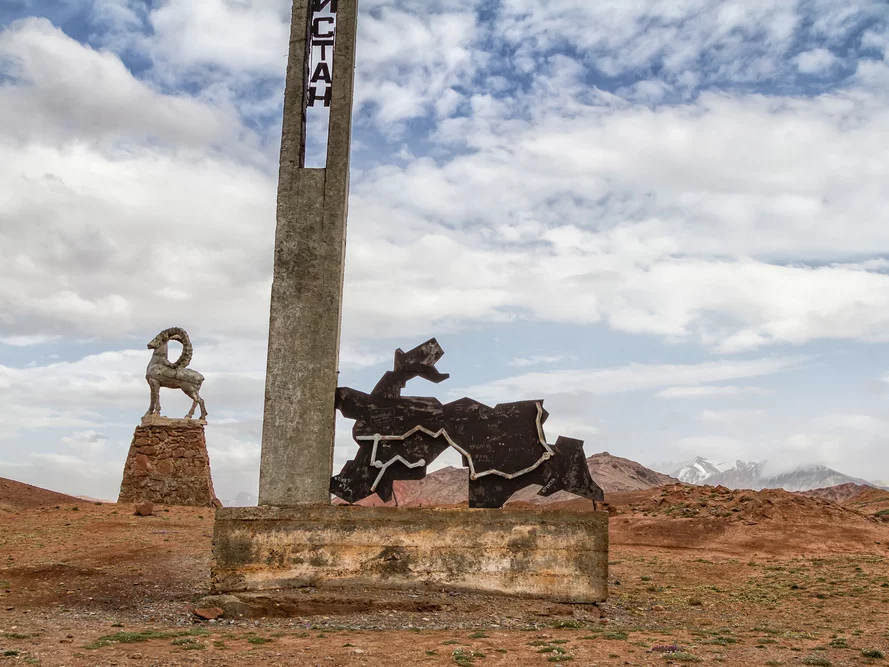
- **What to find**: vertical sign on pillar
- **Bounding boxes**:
[309,0,336,109]
[259,0,358,506]
[304,0,337,166]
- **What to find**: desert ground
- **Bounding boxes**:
[2,478,889,667]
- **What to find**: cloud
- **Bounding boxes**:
[147,0,290,75]
[694,409,768,423]
[0,19,278,345]
[761,415,889,479]
[458,356,807,403]
[346,82,889,348]
[354,5,479,126]
[657,385,773,399]
[674,435,751,461]
[0,335,58,347]
[5,14,889,352]
[507,355,564,368]
[794,48,838,74]
[61,430,109,456]
[489,0,889,94]
[90,0,484,135]
[0,18,239,147]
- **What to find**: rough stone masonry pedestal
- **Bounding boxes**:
[118,417,219,507]
[212,505,608,603]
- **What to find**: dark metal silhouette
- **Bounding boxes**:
[331,339,604,509]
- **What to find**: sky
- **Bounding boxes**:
[2,0,889,503]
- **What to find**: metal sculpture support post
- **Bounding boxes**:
[258,0,358,506]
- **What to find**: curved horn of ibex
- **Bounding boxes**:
[160,327,194,370]
[144,328,207,420]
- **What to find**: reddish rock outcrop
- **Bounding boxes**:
[118,417,219,507]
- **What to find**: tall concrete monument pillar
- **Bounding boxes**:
[259,0,358,506]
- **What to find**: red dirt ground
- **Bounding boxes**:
[2,477,888,666]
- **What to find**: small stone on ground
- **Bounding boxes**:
[134,502,154,516]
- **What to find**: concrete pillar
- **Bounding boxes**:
[259,0,359,506]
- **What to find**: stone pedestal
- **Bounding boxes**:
[118,417,219,507]
[211,505,608,603]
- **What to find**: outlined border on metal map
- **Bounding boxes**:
[357,402,555,493]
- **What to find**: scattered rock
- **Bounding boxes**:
[572,605,602,621]
[193,607,225,621]
[196,594,261,619]
[134,502,154,517]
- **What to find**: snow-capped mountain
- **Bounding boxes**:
[670,457,736,485]
[664,457,882,493]
[762,466,882,493]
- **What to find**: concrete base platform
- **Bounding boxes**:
[211,505,608,603]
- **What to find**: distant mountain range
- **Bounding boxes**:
[654,456,885,493]
[227,454,883,507]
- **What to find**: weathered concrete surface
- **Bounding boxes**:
[258,0,360,506]
[212,506,608,603]
[118,418,219,507]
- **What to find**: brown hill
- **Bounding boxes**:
[586,451,678,491]
[799,483,872,504]
[800,483,889,517]
[606,483,868,523]
[0,477,86,511]
[344,452,678,507]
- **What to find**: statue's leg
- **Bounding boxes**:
[182,386,197,419]
[182,385,207,419]
[146,380,161,416]
[144,380,153,417]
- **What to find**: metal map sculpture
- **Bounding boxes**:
[144,327,208,420]
[331,339,604,509]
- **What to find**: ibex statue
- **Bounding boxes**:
[144,327,207,420]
